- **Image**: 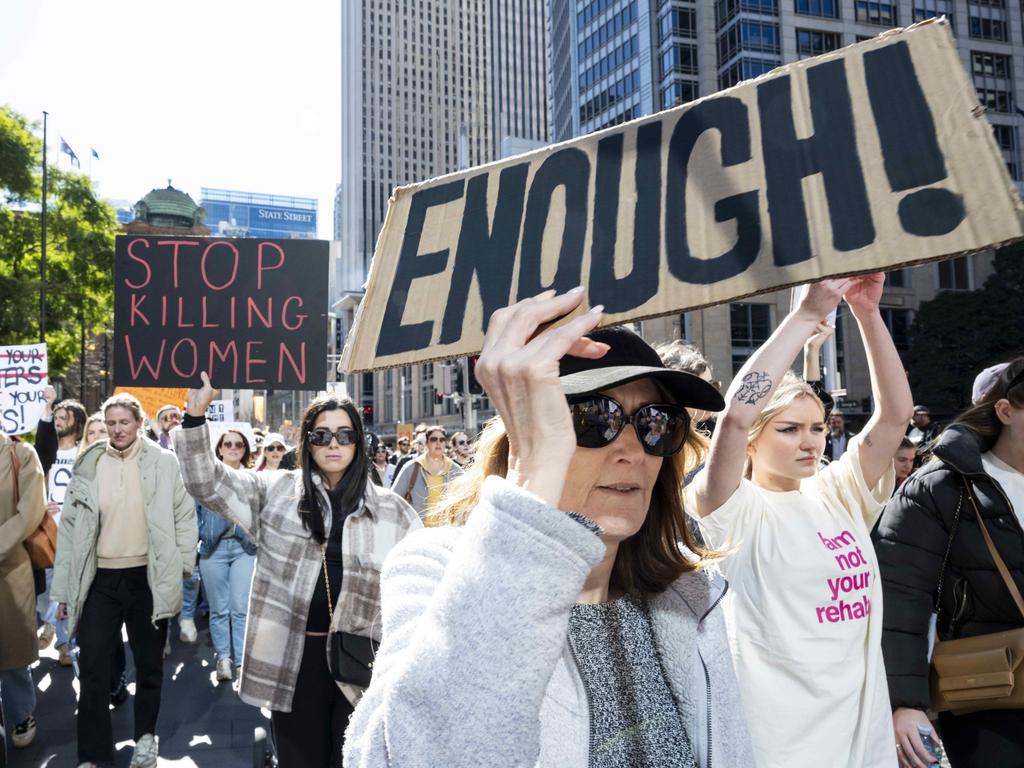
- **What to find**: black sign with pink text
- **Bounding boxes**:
[114,236,328,389]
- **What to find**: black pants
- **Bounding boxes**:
[271,635,354,768]
[939,709,1024,767]
[76,567,168,763]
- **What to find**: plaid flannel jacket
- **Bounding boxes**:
[174,422,421,712]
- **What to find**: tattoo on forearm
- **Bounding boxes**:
[734,371,773,405]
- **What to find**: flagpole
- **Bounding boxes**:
[40,111,48,343]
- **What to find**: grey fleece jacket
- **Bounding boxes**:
[343,476,754,768]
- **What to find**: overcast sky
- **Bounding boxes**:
[0,0,341,238]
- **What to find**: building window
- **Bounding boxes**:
[972,51,1013,114]
[795,0,840,18]
[969,15,1009,41]
[420,363,435,418]
[796,28,842,58]
[401,366,413,422]
[719,57,778,88]
[662,79,699,108]
[855,1,898,25]
[579,1,638,61]
[717,0,779,27]
[886,269,909,288]
[662,43,699,75]
[660,7,697,43]
[993,123,1021,180]
[383,369,394,423]
[880,308,913,351]
[913,0,954,25]
[937,256,973,290]
[719,20,780,64]
[730,303,772,373]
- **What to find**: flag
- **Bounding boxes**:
[60,137,80,168]
[90,148,99,159]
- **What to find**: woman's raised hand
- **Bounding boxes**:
[843,272,885,317]
[185,371,220,418]
[474,289,607,508]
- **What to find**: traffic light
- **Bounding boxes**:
[362,404,374,424]
[467,355,483,395]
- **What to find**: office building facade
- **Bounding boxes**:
[200,188,318,240]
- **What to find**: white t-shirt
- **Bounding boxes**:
[47,446,79,524]
[981,451,1024,530]
[692,439,896,768]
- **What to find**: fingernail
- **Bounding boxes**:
[568,286,584,295]
[589,304,604,314]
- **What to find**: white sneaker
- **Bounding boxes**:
[129,733,158,767]
[178,618,197,643]
[216,656,233,681]
[12,715,36,748]
[38,623,56,649]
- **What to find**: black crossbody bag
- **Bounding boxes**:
[320,543,379,688]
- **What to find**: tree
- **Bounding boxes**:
[0,105,118,380]
[905,245,1024,413]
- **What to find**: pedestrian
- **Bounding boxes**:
[50,393,197,768]
[874,357,1024,768]
[370,443,394,485]
[256,433,288,471]
[0,430,46,751]
[688,274,913,768]
[654,339,720,431]
[825,409,858,462]
[907,404,941,448]
[344,290,754,767]
[391,425,464,518]
[198,429,257,683]
[893,437,918,491]
[176,376,421,767]
[149,405,181,450]
[32,387,86,665]
[447,431,473,468]
[390,435,411,465]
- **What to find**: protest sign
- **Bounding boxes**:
[342,19,1024,372]
[0,343,48,435]
[114,236,329,389]
[112,386,187,421]
[206,399,234,422]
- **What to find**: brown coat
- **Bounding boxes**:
[0,432,46,671]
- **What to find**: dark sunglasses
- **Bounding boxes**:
[265,444,285,452]
[567,395,690,457]
[455,439,469,446]
[220,440,245,450]
[308,427,358,447]
[427,435,447,444]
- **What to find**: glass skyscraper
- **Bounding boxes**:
[200,188,318,240]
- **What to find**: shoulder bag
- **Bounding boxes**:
[321,542,379,688]
[403,461,421,505]
[9,444,57,570]
[930,476,1024,714]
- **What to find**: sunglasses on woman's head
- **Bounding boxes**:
[307,427,358,447]
[567,395,690,457]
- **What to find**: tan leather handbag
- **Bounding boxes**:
[9,444,57,570]
[930,479,1024,714]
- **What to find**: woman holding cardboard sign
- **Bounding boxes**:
[688,273,912,767]
[344,289,755,767]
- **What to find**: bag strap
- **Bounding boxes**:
[404,461,420,504]
[8,444,20,505]
[934,487,964,612]
[964,476,1024,622]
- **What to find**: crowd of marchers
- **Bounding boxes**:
[1,276,1022,768]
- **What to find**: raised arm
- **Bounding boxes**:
[843,274,914,489]
[175,372,267,539]
[692,280,849,517]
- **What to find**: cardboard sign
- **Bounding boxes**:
[0,343,48,435]
[112,386,187,421]
[114,236,329,389]
[342,19,1024,372]
[206,399,234,423]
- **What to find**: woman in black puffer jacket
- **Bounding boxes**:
[874,357,1024,768]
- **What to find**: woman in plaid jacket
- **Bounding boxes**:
[176,374,421,767]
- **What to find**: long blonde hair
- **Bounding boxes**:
[427,412,714,596]
[744,372,825,478]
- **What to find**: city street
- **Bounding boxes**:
[9,617,267,768]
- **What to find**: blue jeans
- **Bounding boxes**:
[181,563,200,621]
[0,666,36,725]
[37,567,70,646]
[198,538,255,664]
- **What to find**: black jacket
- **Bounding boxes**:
[872,425,1024,711]
[823,429,856,462]
[33,417,58,475]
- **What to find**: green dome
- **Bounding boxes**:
[133,183,205,229]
